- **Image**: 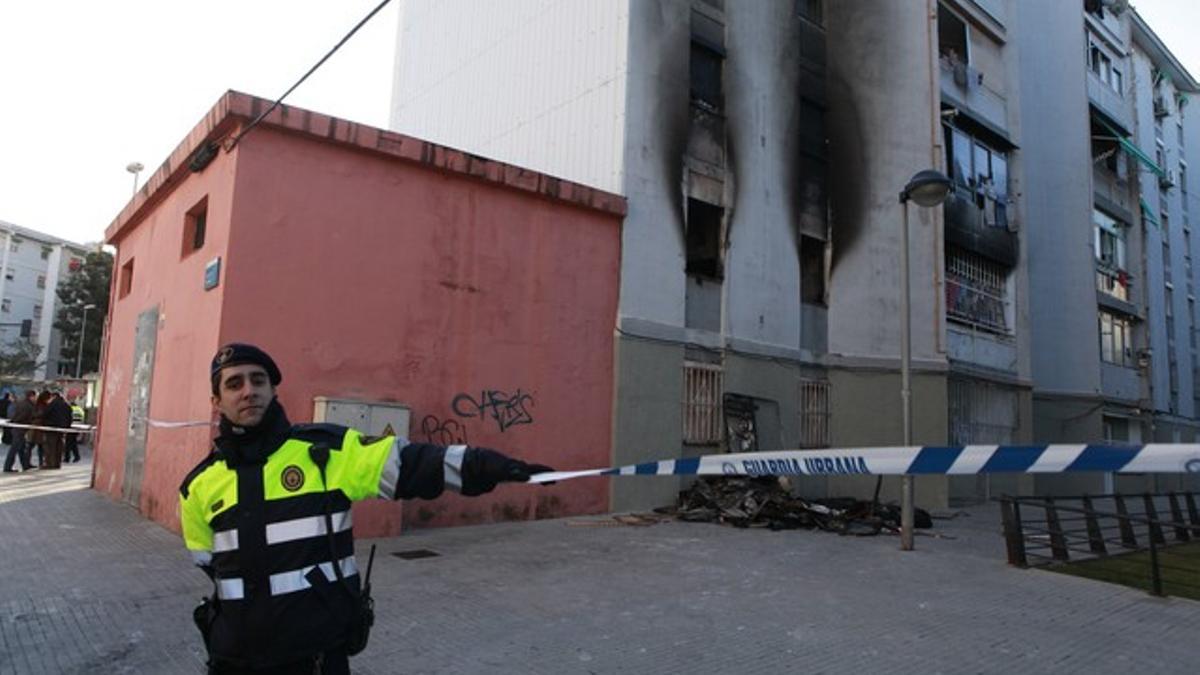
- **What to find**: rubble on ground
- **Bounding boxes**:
[656,477,933,535]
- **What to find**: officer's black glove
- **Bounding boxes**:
[461,447,556,496]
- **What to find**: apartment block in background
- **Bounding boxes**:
[0,220,90,380]
[1018,0,1200,495]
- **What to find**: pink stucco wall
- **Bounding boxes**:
[96,141,238,526]
[98,92,623,537]
[220,127,619,535]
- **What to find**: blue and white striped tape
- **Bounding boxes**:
[527,444,1200,483]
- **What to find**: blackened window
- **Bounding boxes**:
[686,198,724,280]
[690,43,724,112]
[937,4,968,64]
[796,0,823,25]
[800,235,826,305]
[690,10,725,113]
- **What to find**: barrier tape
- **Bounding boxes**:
[527,444,1200,483]
[0,421,95,435]
[141,419,215,429]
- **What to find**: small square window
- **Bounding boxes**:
[1,299,9,313]
[41,246,51,260]
[3,270,12,281]
[36,275,45,289]
[32,305,41,319]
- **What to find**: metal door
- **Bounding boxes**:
[122,306,158,508]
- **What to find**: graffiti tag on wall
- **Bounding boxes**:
[451,389,535,433]
[420,415,470,446]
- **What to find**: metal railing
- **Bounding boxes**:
[998,492,1200,597]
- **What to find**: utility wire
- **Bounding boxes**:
[225,0,394,151]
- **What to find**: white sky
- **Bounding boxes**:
[0,0,1198,246]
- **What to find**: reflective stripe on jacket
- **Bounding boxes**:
[179,423,471,668]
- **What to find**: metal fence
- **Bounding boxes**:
[998,492,1200,597]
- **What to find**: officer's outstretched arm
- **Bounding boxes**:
[388,442,553,499]
[336,432,553,501]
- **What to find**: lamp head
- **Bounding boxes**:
[900,169,952,207]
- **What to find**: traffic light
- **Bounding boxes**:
[19,319,31,338]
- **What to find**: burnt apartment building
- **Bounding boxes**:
[390,0,1199,507]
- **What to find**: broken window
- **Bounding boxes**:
[800,235,826,306]
[796,0,823,25]
[686,198,724,280]
[937,3,969,65]
[944,124,1008,227]
[690,11,725,113]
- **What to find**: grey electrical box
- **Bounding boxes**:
[312,397,411,438]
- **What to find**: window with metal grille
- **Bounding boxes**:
[945,246,1011,334]
[798,379,831,448]
[683,362,723,445]
[948,378,1018,445]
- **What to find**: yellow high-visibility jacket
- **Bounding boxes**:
[180,419,477,669]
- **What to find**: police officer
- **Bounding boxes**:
[180,344,553,674]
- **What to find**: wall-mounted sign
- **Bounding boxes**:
[204,257,221,291]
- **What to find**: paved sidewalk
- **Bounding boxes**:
[2,455,1198,674]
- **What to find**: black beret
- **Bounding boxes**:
[210,343,282,392]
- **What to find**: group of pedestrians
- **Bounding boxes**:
[2,389,83,473]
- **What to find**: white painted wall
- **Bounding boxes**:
[391,0,629,194]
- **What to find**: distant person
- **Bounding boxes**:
[43,390,73,469]
[29,391,53,468]
[0,392,12,420]
[3,390,37,472]
[64,396,85,463]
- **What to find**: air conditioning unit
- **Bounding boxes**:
[1153,95,1169,118]
[1161,168,1177,188]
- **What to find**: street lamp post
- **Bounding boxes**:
[898,169,952,551]
[126,162,144,196]
[75,303,96,378]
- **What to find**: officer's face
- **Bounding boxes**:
[212,364,275,427]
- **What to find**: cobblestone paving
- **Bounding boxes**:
[2,456,1197,674]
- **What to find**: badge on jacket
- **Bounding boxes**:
[281,465,305,492]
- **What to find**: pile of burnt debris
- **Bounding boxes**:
[657,477,933,536]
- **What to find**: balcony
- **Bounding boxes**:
[1095,266,1131,302]
[1087,75,1132,134]
[939,58,1007,134]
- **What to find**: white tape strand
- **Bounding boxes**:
[0,421,95,435]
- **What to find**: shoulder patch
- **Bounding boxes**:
[289,423,348,449]
[180,450,223,499]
